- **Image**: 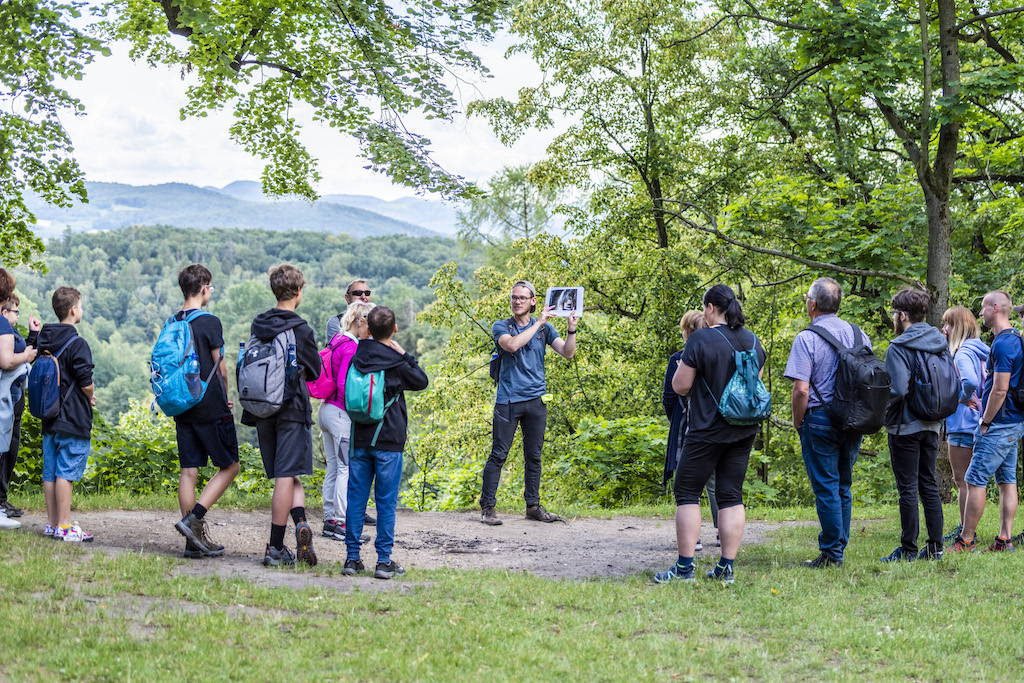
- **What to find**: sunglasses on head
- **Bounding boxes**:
[349,289,371,297]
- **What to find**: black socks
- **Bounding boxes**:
[192,503,208,520]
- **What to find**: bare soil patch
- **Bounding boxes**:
[17,508,793,588]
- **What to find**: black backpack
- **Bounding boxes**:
[489,318,546,385]
[805,323,890,434]
[906,347,960,421]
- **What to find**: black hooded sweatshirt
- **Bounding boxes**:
[351,339,429,452]
[36,323,94,439]
[240,309,320,426]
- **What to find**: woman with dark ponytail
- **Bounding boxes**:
[654,284,766,585]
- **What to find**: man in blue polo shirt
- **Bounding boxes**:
[480,280,578,526]
[948,290,1024,553]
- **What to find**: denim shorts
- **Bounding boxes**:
[947,432,975,449]
[42,431,91,483]
[965,422,1024,487]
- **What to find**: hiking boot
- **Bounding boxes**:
[942,523,963,544]
[295,521,317,567]
[342,558,365,576]
[706,564,735,585]
[917,546,943,561]
[2,501,24,518]
[803,553,842,569]
[323,519,344,540]
[374,560,405,579]
[194,519,224,556]
[174,512,209,553]
[880,547,916,563]
[946,535,976,553]
[481,507,503,526]
[262,544,296,567]
[654,563,696,584]
[525,504,566,523]
[364,513,376,526]
[987,537,1015,553]
[183,540,206,559]
[0,511,21,529]
[60,524,93,542]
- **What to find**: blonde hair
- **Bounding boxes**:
[679,310,707,341]
[341,300,376,333]
[942,305,980,354]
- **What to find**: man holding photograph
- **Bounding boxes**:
[480,280,578,526]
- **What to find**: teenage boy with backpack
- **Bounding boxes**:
[882,289,952,562]
[786,278,879,569]
[342,305,428,579]
[168,265,240,559]
[241,265,322,567]
[37,287,95,542]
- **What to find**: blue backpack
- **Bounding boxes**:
[27,335,79,420]
[149,311,220,417]
[702,327,772,426]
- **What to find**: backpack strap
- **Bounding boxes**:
[178,310,221,387]
[801,322,856,406]
[700,327,758,406]
[369,394,402,447]
[52,334,79,360]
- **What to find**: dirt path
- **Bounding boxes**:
[17,509,794,590]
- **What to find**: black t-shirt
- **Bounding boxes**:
[680,325,767,443]
[173,310,232,423]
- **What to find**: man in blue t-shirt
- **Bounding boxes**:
[949,290,1024,553]
[480,280,578,526]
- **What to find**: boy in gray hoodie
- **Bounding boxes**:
[882,289,947,562]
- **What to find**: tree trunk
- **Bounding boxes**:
[923,188,952,326]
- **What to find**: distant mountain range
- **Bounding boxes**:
[26,180,461,239]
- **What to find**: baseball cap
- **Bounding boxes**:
[510,280,536,297]
[1013,303,1024,315]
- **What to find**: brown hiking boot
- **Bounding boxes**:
[480,507,503,526]
[194,519,225,556]
[525,504,566,524]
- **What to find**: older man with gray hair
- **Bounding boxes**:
[785,277,873,568]
[479,280,578,526]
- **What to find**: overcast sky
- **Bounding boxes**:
[60,35,551,201]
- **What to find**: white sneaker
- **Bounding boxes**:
[0,510,20,529]
[60,524,93,542]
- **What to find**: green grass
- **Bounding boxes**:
[2,503,1023,680]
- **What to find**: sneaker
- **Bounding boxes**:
[0,511,21,529]
[43,524,56,537]
[342,558,365,576]
[193,519,225,556]
[946,535,976,553]
[706,564,735,584]
[917,546,944,561]
[942,523,963,544]
[481,507,503,526]
[695,539,704,552]
[323,519,344,540]
[525,504,566,523]
[803,553,842,569]
[880,547,916,563]
[174,512,209,553]
[2,501,24,518]
[364,513,376,526]
[987,536,1015,553]
[295,521,317,567]
[654,563,696,584]
[60,524,93,542]
[374,560,405,579]
[262,544,296,567]
[715,532,721,548]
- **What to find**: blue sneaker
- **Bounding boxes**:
[706,564,735,585]
[654,563,696,584]
[880,547,916,563]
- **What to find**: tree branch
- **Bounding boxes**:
[954,7,1024,33]
[953,173,1024,183]
[235,60,303,77]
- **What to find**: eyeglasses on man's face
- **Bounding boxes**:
[3,309,18,316]
[510,295,533,303]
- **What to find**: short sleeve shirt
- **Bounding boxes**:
[984,329,1024,424]
[493,317,559,404]
[174,310,232,423]
[784,314,872,408]
[681,325,767,442]
[0,317,26,353]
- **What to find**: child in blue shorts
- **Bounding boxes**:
[37,287,96,542]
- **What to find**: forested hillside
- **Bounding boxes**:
[12,226,481,422]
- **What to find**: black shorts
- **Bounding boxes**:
[176,416,239,469]
[255,416,313,479]
[673,435,755,509]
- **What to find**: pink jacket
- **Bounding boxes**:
[324,332,358,410]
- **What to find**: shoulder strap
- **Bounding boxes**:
[183,310,211,324]
[711,326,737,352]
[803,323,848,351]
[53,335,79,359]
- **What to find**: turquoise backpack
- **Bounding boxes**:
[344,364,399,446]
[701,327,772,426]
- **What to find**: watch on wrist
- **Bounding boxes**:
[982,420,992,428]
[567,329,576,334]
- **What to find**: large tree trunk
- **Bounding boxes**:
[923,189,952,326]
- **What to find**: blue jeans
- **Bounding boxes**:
[798,409,861,561]
[345,447,403,563]
[965,421,1024,487]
